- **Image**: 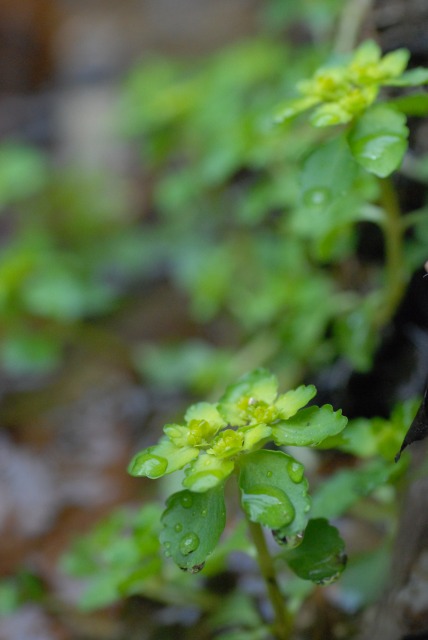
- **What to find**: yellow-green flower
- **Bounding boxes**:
[275,40,410,127]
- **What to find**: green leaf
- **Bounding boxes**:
[128,438,199,478]
[284,518,346,584]
[275,385,317,420]
[0,144,48,206]
[387,67,428,87]
[347,104,408,177]
[389,94,428,116]
[219,368,278,426]
[238,450,310,536]
[272,405,347,447]
[0,332,61,375]
[334,296,380,371]
[310,459,403,519]
[160,486,226,571]
[310,102,353,127]
[183,453,234,492]
[273,95,319,123]
[184,402,225,429]
[300,136,357,206]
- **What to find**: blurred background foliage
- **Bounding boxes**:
[0,0,397,390]
[1,0,428,638]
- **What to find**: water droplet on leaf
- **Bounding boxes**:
[303,187,331,208]
[287,460,304,483]
[180,494,193,509]
[180,562,205,574]
[179,532,200,556]
[174,523,183,533]
[272,529,304,548]
[266,471,273,478]
[131,452,167,478]
[242,484,295,529]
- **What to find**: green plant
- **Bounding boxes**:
[57,7,428,638]
[126,368,406,639]
[0,144,152,375]
[121,30,428,396]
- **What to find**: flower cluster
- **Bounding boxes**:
[275,40,410,127]
[128,369,347,492]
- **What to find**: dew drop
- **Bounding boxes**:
[266,470,273,478]
[180,494,193,509]
[174,523,183,533]
[180,562,205,574]
[287,460,304,483]
[303,187,331,208]
[201,509,208,518]
[242,484,295,529]
[179,532,200,556]
[164,550,171,558]
[132,452,167,478]
[314,572,341,586]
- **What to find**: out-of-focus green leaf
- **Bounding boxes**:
[310,459,405,519]
[347,104,408,177]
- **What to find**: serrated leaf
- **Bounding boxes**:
[219,368,278,426]
[272,405,347,447]
[183,453,234,492]
[347,104,408,177]
[128,438,199,478]
[238,450,310,536]
[284,518,346,585]
[160,487,226,571]
[184,401,225,428]
[300,136,357,206]
[275,385,317,420]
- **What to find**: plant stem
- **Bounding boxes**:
[246,519,293,640]
[334,0,373,54]
[376,176,406,327]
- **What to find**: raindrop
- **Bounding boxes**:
[179,532,200,556]
[242,485,295,529]
[174,523,183,533]
[314,572,341,586]
[180,494,193,509]
[303,187,331,208]
[273,529,305,548]
[266,470,273,478]
[287,460,304,483]
[132,452,167,478]
[201,509,208,518]
[180,562,205,574]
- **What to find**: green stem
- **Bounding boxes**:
[246,519,293,640]
[375,176,406,326]
[334,0,373,54]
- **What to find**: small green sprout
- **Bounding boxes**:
[127,367,349,640]
[275,40,413,127]
[128,368,346,493]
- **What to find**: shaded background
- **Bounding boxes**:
[1,1,428,639]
